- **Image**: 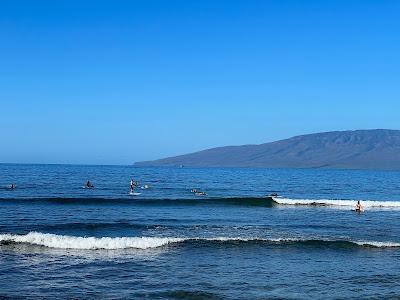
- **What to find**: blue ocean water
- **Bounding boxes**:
[0,164,399,299]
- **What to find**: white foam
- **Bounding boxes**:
[272,197,400,210]
[354,241,400,248]
[0,232,183,250]
[1,232,399,249]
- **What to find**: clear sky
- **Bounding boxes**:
[1,0,399,164]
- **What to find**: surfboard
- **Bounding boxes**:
[129,192,141,196]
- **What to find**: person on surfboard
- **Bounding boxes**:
[85,180,94,188]
[130,178,134,194]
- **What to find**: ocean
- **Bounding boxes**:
[0,164,399,299]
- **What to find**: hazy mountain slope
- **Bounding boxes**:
[135,129,400,170]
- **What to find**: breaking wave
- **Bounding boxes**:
[0,232,399,250]
[0,232,182,249]
[272,197,400,210]
[1,196,400,210]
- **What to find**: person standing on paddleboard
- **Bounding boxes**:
[130,178,134,194]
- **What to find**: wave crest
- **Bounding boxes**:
[272,197,400,209]
[1,232,399,250]
[0,232,183,250]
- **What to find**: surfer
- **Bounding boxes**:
[130,178,134,194]
[191,189,198,193]
[195,191,206,196]
[355,200,362,212]
[9,184,15,189]
[85,180,94,188]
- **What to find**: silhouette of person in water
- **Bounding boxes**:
[355,200,362,212]
[86,180,93,188]
[130,178,134,193]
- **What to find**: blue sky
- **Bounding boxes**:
[1,0,399,164]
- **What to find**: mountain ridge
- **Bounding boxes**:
[134,129,400,170]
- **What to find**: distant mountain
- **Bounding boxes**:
[135,129,400,170]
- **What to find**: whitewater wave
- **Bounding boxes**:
[0,232,399,250]
[272,197,400,210]
[353,241,400,248]
[0,232,183,250]
[2,196,400,210]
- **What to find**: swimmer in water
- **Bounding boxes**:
[355,200,362,212]
[85,180,94,188]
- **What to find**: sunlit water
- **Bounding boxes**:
[0,164,399,299]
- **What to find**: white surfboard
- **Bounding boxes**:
[129,192,141,196]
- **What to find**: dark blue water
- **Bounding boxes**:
[0,164,399,299]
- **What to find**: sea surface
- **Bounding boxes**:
[0,164,399,299]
